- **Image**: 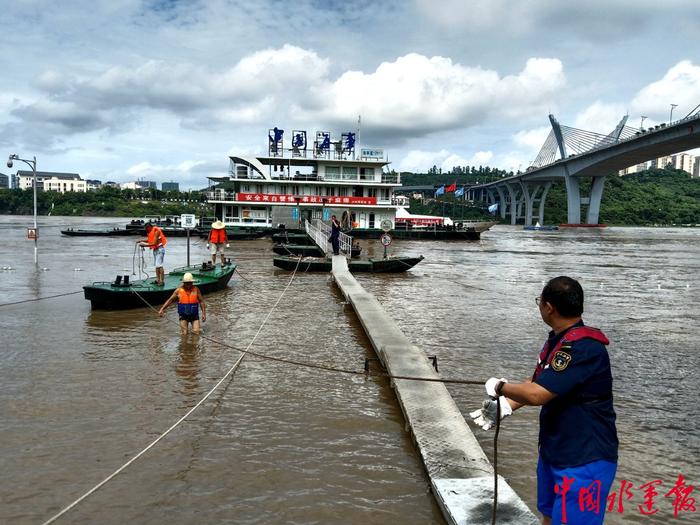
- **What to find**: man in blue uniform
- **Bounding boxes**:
[471,276,618,525]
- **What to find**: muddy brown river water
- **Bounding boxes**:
[0,216,698,524]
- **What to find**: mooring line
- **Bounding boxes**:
[0,290,83,308]
[40,257,304,525]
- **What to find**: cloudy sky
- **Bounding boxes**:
[2,0,700,188]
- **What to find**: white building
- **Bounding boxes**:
[650,153,695,175]
[120,181,145,190]
[671,153,695,175]
[17,171,86,193]
[618,162,648,176]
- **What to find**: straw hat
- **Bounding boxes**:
[181,272,195,283]
[211,220,225,230]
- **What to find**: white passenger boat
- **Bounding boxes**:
[206,127,399,233]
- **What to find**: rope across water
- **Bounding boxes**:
[19,259,502,523]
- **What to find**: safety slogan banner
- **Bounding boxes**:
[235,193,377,205]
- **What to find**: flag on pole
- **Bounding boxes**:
[446,182,457,192]
[434,185,445,197]
[454,187,465,198]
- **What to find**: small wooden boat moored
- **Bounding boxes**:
[273,255,423,273]
[523,225,559,231]
[271,232,315,245]
[83,261,236,310]
[61,228,136,236]
[272,243,325,257]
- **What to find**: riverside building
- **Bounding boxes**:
[206,128,400,231]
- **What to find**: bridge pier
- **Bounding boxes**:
[564,175,581,224]
[495,186,507,220]
[505,182,519,225]
[539,182,552,225]
[586,176,606,224]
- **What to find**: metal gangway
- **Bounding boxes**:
[305,219,352,256]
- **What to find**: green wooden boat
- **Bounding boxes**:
[83,261,236,310]
[273,255,423,273]
[271,232,315,245]
[272,243,325,257]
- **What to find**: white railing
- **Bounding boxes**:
[306,219,352,256]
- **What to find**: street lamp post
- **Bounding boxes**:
[669,104,678,124]
[640,115,648,130]
[7,154,38,265]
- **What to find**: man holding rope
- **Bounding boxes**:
[471,276,618,525]
[139,223,167,286]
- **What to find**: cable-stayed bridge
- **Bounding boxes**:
[467,107,700,225]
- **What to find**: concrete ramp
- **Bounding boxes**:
[331,254,538,524]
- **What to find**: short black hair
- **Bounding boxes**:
[541,276,584,317]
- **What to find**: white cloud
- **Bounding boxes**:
[573,101,628,134]
[513,126,551,152]
[630,60,700,123]
[315,54,565,137]
[397,149,493,172]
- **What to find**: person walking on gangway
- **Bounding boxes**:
[329,214,341,255]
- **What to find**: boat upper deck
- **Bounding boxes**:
[209,154,399,186]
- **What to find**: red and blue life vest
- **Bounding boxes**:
[532,326,609,382]
[177,287,199,316]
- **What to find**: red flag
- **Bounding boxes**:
[446,182,457,192]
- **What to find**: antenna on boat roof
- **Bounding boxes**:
[357,115,361,159]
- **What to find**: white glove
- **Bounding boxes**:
[469,397,513,431]
[485,377,508,399]
[226,243,230,248]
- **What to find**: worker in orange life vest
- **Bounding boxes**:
[159,272,206,335]
[207,220,229,265]
[139,223,167,286]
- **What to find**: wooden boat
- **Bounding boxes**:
[349,223,497,240]
[61,228,134,236]
[271,232,315,244]
[524,225,559,231]
[83,261,236,310]
[198,228,269,240]
[272,243,325,257]
[273,255,423,273]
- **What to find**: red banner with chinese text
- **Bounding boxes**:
[235,193,377,205]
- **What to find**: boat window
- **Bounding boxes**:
[325,166,340,180]
[360,167,376,181]
[342,166,358,181]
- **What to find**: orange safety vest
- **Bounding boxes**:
[177,286,199,316]
[177,287,199,304]
[147,226,167,249]
[209,229,227,244]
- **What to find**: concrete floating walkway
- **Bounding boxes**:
[331,255,538,525]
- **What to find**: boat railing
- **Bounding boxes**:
[305,219,352,256]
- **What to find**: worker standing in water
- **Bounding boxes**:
[159,273,206,335]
